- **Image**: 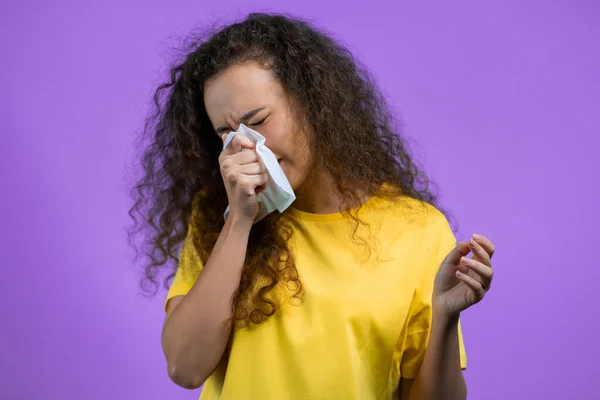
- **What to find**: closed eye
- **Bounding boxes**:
[250,117,267,127]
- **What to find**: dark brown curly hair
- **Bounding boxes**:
[129,13,445,328]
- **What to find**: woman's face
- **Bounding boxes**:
[203,61,312,190]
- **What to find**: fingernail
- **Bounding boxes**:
[460,256,468,265]
[456,271,464,278]
[473,233,481,240]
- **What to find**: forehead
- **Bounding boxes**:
[203,62,284,120]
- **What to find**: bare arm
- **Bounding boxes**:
[161,215,253,389]
[393,378,412,400]
[405,234,496,399]
[405,312,466,400]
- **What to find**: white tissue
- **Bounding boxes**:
[222,124,296,223]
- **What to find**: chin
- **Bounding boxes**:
[279,162,300,191]
[286,174,297,189]
[285,174,299,191]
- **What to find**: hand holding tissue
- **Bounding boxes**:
[223,124,296,223]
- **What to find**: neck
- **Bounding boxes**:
[293,171,342,214]
[292,169,369,215]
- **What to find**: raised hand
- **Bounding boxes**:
[219,133,268,225]
[433,234,495,317]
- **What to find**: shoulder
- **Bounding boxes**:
[397,198,455,251]
[373,194,451,234]
[373,196,455,271]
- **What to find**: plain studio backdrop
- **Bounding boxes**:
[1,1,598,399]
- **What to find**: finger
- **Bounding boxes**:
[228,149,260,165]
[222,134,255,155]
[455,261,485,287]
[220,150,259,171]
[468,238,491,266]
[460,257,493,289]
[243,174,269,193]
[239,161,266,175]
[472,234,495,258]
[443,241,471,265]
[456,271,486,299]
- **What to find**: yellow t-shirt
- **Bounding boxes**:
[167,195,467,400]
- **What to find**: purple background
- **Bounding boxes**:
[1,1,598,399]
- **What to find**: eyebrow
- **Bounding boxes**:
[215,107,266,134]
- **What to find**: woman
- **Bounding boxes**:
[130,13,495,400]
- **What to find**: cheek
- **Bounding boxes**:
[285,137,313,188]
[290,130,312,167]
[263,118,311,175]
[260,121,286,151]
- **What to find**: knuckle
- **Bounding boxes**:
[239,176,251,187]
[225,169,238,182]
[220,157,232,170]
[476,285,485,297]
[478,281,486,293]
[246,152,258,162]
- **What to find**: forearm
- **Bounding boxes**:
[408,309,466,400]
[162,216,252,388]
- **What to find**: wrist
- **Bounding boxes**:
[432,301,460,328]
[224,213,254,234]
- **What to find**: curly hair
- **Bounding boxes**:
[129,13,444,328]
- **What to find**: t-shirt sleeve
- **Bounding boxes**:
[165,219,205,311]
[399,209,468,379]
